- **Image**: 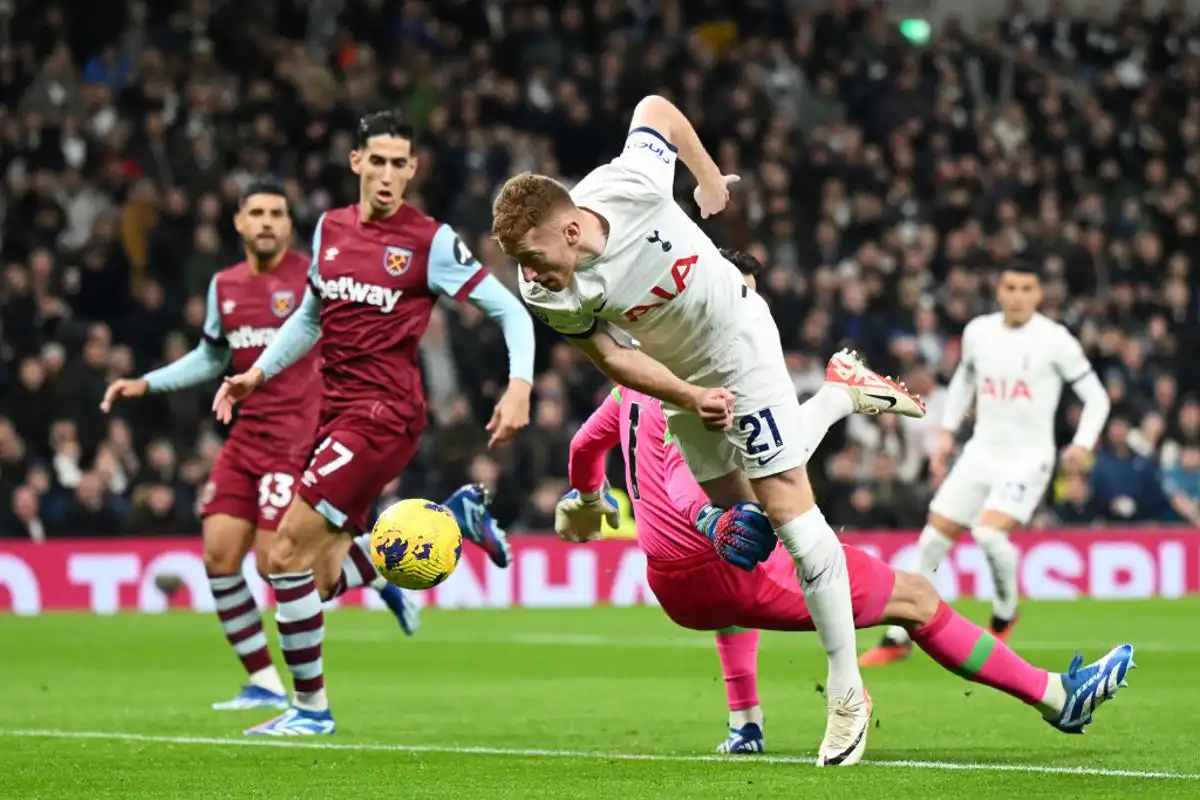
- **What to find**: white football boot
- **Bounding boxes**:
[824,349,926,418]
[817,687,872,767]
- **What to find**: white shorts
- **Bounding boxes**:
[664,294,809,483]
[928,444,1054,527]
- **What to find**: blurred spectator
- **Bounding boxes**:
[1,0,1199,538]
[1162,442,1200,525]
[1091,418,1165,523]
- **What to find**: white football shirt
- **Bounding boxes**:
[952,312,1094,454]
[519,127,753,385]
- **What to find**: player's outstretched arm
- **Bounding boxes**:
[102,277,232,412]
[569,389,622,496]
[570,329,733,431]
[427,224,535,447]
[628,95,738,218]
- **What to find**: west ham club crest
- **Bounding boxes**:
[384,245,413,276]
[271,289,296,318]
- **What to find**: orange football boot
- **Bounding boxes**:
[859,640,912,667]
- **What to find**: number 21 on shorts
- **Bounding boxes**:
[739,408,783,466]
[303,436,355,487]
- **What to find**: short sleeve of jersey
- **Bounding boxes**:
[1051,325,1093,383]
[519,280,600,339]
[203,276,225,345]
[427,224,488,300]
[606,127,679,202]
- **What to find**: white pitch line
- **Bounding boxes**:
[328,630,1182,653]
[1,729,1196,780]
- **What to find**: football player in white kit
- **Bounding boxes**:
[492,94,926,766]
[861,263,1111,666]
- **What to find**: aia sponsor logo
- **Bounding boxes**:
[623,255,697,323]
[981,377,1033,401]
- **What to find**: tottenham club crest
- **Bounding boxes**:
[384,245,413,277]
[270,289,296,318]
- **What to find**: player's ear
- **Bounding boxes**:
[406,154,419,177]
[349,149,362,175]
[563,217,580,245]
[232,210,245,236]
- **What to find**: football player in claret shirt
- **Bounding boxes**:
[212,112,536,736]
[102,183,457,711]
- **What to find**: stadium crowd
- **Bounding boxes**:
[1,0,1199,540]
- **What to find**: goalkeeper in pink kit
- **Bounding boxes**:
[562,253,1135,755]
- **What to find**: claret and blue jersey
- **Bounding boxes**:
[253,203,535,418]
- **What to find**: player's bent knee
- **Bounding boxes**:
[201,514,255,575]
[750,467,815,526]
[884,571,941,629]
[977,509,1021,533]
[927,512,968,540]
[270,500,330,574]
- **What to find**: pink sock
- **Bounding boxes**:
[912,601,1049,705]
[715,628,759,710]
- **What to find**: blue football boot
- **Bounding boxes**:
[1046,643,1135,734]
[444,483,511,568]
[245,706,336,736]
[717,722,765,754]
[376,583,421,636]
[212,684,289,711]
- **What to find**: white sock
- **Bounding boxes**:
[294,688,329,712]
[973,526,1019,620]
[1035,674,1066,718]
[791,386,855,464]
[917,524,954,578]
[369,575,388,591]
[248,666,287,697]
[884,525,954,646]
[775,506,862,697]
[730,705,764,729]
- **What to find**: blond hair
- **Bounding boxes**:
[491,172,574,254]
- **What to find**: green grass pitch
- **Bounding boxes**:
[0,599,1195,798]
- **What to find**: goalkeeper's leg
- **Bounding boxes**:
[882,571,1133,731]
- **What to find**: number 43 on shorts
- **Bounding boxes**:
[302,436,356,487]
[739,408,783,466]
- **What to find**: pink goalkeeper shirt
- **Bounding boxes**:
[568,387,713,563]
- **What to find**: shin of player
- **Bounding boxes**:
[865,264,1110,665]
[500,94,925,766]
[204,517,289,708]
[882,570,1133,733]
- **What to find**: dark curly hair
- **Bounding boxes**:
[718,248,763,276]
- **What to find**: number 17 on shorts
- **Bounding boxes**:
[303,436,356,487]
